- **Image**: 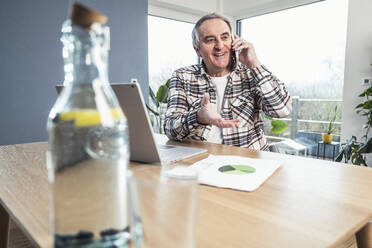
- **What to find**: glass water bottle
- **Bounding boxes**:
[47,19,130,248]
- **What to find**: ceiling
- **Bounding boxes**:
[149,0,324,21]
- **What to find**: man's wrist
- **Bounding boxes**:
[186,108,203,132]
[248,60,262,69]
[196,109,208,125]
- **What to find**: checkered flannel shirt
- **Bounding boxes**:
[164,62,292,150]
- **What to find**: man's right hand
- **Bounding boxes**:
[197,93,240,128]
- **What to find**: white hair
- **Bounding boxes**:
[192,13,232,49]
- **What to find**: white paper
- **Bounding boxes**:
[186,155,282,191]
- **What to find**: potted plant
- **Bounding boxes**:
[335,84,372,166]
[146,79,170,134]
[322,106,338,143]
[335,136,367,165]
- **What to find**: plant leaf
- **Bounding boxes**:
[358,87,372,97]
[355,103,364,109]
[264,114,273,121]
[362,100,372,109]
[166,78,171,88]
[342,136,357,161]
[271,120,288,134]
[146,104,159,116]
[326,105,338,134]
[335,150,344,162]
[149,87,159,108]
[156,85,168,103]
[355,109,363,114]
[358,137,372,153]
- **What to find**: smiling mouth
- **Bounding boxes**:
[214,52,227,57]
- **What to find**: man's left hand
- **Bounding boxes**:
[232,34,261,69]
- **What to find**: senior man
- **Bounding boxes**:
[164,13,292,150]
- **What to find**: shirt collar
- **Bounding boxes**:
[199,55,239,77]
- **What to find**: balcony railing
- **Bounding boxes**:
[266,97,343,158]
[269,96,343,139]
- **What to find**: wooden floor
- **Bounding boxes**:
[8,219,35,248]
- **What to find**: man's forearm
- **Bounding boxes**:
[164,108,202,141]
[251,65,292,118]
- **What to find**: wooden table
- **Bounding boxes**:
[0,140,372,248]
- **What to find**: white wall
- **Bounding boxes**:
[149,0,323,20]
[148,0,217,24]
[148,4,202,24]
[341,0,372,149]
[149,0,217,15]
[222,0,323,20]
[149,0,237,33]
[148,0,322,38]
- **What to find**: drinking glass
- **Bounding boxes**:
[128,171,198,248]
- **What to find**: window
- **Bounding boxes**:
[238,0,348,138]
[148,16,197,91]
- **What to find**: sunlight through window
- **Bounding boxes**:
[239,0,348,137]
[148,16,197,91]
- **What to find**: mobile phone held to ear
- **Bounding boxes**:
[231,34,239,64]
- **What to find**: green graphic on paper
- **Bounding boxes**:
[218,164,256,175]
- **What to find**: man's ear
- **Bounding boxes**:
[194,46,201,57]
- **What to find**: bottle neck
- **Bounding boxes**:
[71,43,108,85]
[62,21,109,86]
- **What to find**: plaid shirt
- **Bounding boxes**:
[164,62,292,150]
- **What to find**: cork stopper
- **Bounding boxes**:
[69,2,107,29]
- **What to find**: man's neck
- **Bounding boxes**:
[209,70,231,77]
[202,58,235,77]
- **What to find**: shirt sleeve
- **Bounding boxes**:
[249,65,292,118]
[163,71,207,141]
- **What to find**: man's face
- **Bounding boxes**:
[195,18,232,76]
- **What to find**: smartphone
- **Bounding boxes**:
[231,34,239,65]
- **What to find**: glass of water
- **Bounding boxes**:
[128,169,198,248]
